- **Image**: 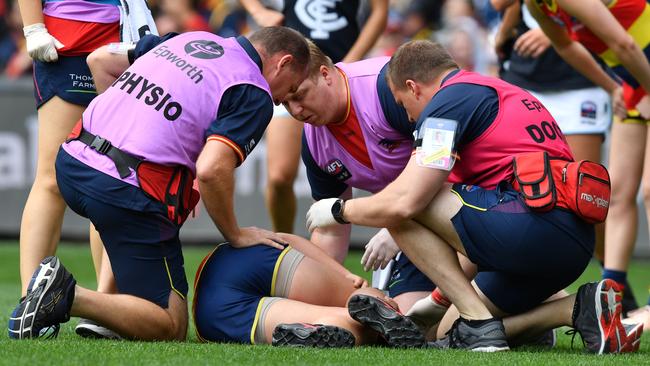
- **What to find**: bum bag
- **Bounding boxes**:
[512,151,610,224]
[66,119,200,225]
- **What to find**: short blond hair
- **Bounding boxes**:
[388,40,458,89]
[305,39,334,80]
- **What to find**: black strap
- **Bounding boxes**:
[76,129,142,178]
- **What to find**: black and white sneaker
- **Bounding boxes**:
[272,323,355,348]
[75,318,122,340]
[429,317,509,352]
[8,256,76,339]
[347,294,425,348]
[572,279,626,354]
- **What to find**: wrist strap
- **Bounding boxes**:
[332,199,349,224]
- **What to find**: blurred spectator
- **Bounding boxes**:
[0,0,31,78]
[435,0,495,74]
[157,0,211,32]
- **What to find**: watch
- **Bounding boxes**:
[331,199,349,224]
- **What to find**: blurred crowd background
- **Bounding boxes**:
[0,0,502,80]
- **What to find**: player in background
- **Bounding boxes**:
[525,0,650,330]
[193,233,425,348]
[240,0,388,233]
[8,27,309,341]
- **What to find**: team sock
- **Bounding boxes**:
[602,268,627,286]
[431,288,451,308]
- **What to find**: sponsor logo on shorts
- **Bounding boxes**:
[324,159,351,182]
[581,101,597,119]
[68,73,95,91]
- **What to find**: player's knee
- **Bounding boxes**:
[33,173,62,196]
[640,183,650,206]
[267,169,296,190]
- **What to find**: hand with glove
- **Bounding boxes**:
[23,23,64,62]
[361,228,399,272]
[306,198,348,232]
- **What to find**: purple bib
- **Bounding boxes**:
[304,57,412,193]
[64,32,271,187]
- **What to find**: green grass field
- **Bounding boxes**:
[0,241,648,365]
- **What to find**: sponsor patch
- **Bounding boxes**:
[324,159,351,182]
[580,101,597,119]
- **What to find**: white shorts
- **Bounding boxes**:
[273,103,290,118]
[529,87,612,135]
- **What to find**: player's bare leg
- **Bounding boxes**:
[19,97,83,295]
[72,288,187,340]
[566,134,605,260]
[265,116,303,233]
[604,121,646,309]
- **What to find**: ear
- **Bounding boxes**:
[277,54,294,71]
[320,65,332,84]
[405,79,420,98]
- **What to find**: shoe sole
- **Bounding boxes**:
[9,257,61,339]
[348,294,425,348]
[272,324,355,348]
[595,279,625,354]
[620,322,643,353]
[75,323,122,340]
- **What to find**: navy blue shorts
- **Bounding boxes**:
[450,182,595,314]
[193,244,289,344]
[388,253,436,298]
[32,55,97,108]
[55,149,188,308]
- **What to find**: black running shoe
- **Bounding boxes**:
[430,317,509,352]
[8,257,76,339]
[272,323,355,348]
[75,318,122,340]
[572,279,626,354]
[347,294,425,348]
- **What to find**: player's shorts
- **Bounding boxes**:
[32,55,98,109]
[193,244,305,344]
[529,87,611,135]
[55,149,188,308]
[386,253,436,298]
[450,182,595,314]
[620,83,649,124]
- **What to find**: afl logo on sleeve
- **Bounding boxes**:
[184,40,225,59]
[325,159,352,182]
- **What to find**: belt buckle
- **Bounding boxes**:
[90,135,112,155]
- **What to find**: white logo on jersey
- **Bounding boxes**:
[294,0,348,39]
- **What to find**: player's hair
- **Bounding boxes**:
[305,39,334,80]
[387,40,458,89]
[248,26,310,72]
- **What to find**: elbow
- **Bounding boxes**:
[196,159,229,185]
[391,197,423,222]
[86,46,107,70]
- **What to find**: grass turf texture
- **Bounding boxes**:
[0,242,648,365]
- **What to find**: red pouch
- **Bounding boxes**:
[554,160,610,224]
[137,162,200,225]
[512,151,556,212]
